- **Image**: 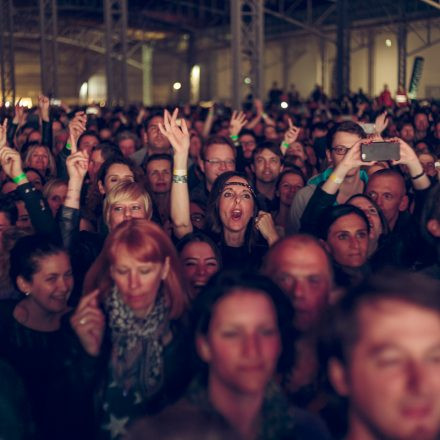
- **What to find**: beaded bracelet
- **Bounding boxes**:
[173,169,187,176]
[173,174,188,184]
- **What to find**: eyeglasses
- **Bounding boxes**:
[331,146,350,156]
[204,158,236,168]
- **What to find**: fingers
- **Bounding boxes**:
[181,118,189,136]
[76,289,101,314]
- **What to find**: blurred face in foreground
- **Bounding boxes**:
[197,288,281,397]
[330,299,440,440]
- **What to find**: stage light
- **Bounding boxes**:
[173,82,182,90]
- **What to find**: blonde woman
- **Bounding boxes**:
[23,144,57,178]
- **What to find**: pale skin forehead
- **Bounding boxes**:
[147,159,171,172]
[367,173,405,195]
[354,299,440,353]
[268,239,332,277]
[205,143,235,158]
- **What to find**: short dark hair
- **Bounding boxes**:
[23,167,45,185]
[316,204,370,241]
[91,141,122,162]
[192,271,297,373]
[78,130,100,149]
[327,121,367,151]
[275,167,305,192]
[239,128,256,139]
[251,140,283,163]
[145,153,173,168]
[319,270,440,366]
[9,234,67,291]
[176,231,222,271]
[97,155,139,184]
[367,168,407,196]
[0,194,18,225]
[201,136,236,161]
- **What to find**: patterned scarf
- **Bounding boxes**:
[106,285,169,397]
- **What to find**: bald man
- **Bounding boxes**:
[262,234,335,415]
[366,169,433,268]
[262,234,333,332]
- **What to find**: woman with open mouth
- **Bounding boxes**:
[161,108,280,272]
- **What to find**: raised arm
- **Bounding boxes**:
[159,108,194,239]
[391,137,431,191]
[280,118,300,155]
[202,104,215,139]
[59,124,88,248]
[0,119,58,237]
[245,98,263,130]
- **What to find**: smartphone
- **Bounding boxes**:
[361,142,400,162]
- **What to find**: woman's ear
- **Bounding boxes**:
[196,334,211,363]
[161,256,170,280]
[98,180,106,195]
[16,275,31,295]
[328,358,350,396]
[320,238,331,254]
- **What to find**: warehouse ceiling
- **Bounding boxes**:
[9,0,440,49]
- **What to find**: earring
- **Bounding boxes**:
[24,291,31,296]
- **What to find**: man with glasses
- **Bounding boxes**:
[287,121,369,233]
[190,136,236,206]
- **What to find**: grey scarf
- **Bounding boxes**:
[106,285,169,397]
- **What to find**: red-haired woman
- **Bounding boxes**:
[71,219,191,439]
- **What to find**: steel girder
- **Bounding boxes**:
[104,0,128,106]
[0,0,15,106]
[231,0,264,110]
[39,0,58,97]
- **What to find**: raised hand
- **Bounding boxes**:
[68,111,87,153]
[159,108,189,157]
[0,145,26,181]
[38,95,50,122]
[70,289,105,357]
[255,210,279,246]
[229,110,247,137]
[254,98,264,115]
[66,150,89,183]
[283,118,300,145]
[374,111,389,135]
[13,99,26,127]
[0,119,8,149]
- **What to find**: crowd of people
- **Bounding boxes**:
[0,87,440,440]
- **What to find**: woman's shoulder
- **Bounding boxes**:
[0,299,20,328]
[261,382,332,440]
[126,397,239,440]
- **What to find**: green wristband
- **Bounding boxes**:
[66,142,71,150]
[12,172,27,184]
[230,135,239,141]
[281,141,290,149]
